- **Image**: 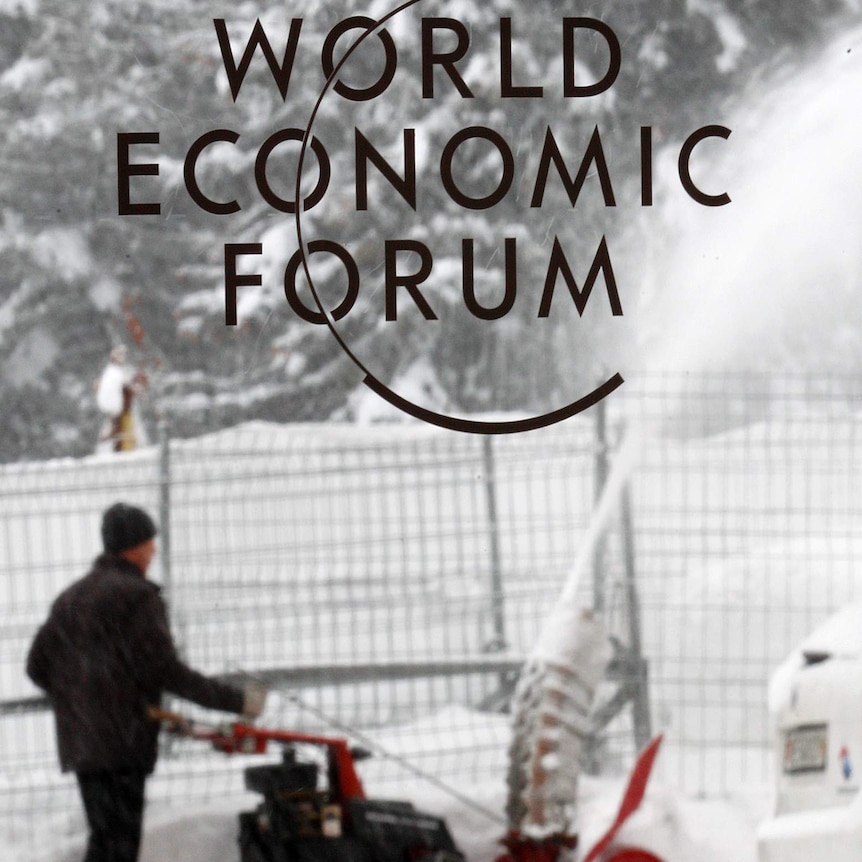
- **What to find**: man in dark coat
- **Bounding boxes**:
[26,502,266,862]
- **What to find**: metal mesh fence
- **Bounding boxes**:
[2,371,862,844]
[616,372,862,793]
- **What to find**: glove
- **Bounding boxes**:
[241,683,267,720]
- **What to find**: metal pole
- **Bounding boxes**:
[157,419,180,754]
[585,403,610,772]
[620,479,652,750]
[482,435,506,651]
[158,420,174,616]
[593,400,609,613]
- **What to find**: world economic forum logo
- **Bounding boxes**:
[117,1,730,433]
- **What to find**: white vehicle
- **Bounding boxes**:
[758,603,862,862]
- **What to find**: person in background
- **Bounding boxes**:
[26,502,267,862]
[95,346,147,453]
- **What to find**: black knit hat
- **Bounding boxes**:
[101,503,158,554]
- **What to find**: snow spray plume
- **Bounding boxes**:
[631,26,862,405]
[504,432,640,838]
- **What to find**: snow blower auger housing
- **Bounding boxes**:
[149,708,465,862]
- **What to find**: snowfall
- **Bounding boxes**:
[5,8,862,862]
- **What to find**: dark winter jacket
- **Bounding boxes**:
[26,553,244,774]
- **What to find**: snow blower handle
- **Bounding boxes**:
[146,705,193,734]
[146,706,268,754]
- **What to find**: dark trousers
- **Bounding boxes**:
[75,769,147,862]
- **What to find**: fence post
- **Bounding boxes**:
[593,400,609,613]
[158,420,174,616]
[157,419,181,754]
[620,480,653,750]
[482,435,507,652]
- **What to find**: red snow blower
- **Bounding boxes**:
[150,707,465,862]
[149,708,664,862]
